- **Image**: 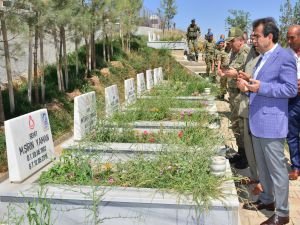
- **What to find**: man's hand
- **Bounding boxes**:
[238,71,251,82]
[246,79,260,92]
[237,78,249,92]
[222,68,238,78]
[217,69,225,77]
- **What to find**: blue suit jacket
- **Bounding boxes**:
[249,45,298,138]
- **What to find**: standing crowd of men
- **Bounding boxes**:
[187,18,300,225]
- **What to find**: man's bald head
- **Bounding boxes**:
[287,25,300,52]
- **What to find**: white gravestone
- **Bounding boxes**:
[153,68,160,86]
[158,67,164,82]
[148,31,152,42]
[146,69,154,90]
[124,78,136,106]
[157,34,160,41]
[152,33,157,41]
[4,109,54,183]
[105,84,120,117]
[137,73,146,97]
[74,91,97,141]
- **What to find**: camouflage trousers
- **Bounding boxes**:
[228,88,244,148]
[188,39,198,57]
[241,117,258,180]
[205,55,214,74]
[220,76,227,96]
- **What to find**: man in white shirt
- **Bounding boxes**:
[286,25,300,180]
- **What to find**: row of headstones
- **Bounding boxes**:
[74,67,164,141]
[148,31,161,42]
[2,67,163,182]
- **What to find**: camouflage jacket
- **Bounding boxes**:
[228,44,250,88]
[186,24,200,40]
[203,40,215,57]
[216,47,229,68]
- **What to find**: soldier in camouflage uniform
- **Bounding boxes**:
[186,19,201,61]
[203,32,215,76]
[223,27,250,169]
[215,39,229,99]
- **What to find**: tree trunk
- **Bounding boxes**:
[1,18,15,114]
[0,86,5,125]
[28,23,33,104]
[33,22,39,104]
[52,28,63,92]
[40,27,45,103]
[61,26,68,90]
[102,32,106,62]
[84,36,90,77]
[59,28,64,90]
[106,35,110,62]
[75,37,79,76]
[90,30,96,70]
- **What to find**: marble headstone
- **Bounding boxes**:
[137,73,146,97]
[105,84,120,117]
[74,91,97,141]
[124,78,136,106]
[4,109,54,182]
[148,31,152,42]
[158,67,164,82]
[153,68,160,85]
[146,69,154,90]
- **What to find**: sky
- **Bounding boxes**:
[143,0,297,38]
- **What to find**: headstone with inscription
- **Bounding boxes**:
[4,109,54,183]
[158,67,164,82]
[105,84,120,117]
[153,68,160,85]
[74,91,97,141]
[146,69,154,90]
[137,73,146,97]
[124,78,136,106]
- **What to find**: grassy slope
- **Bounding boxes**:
[0,36,214,172]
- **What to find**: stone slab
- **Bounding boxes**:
[137,72,146,97]
[74,91,97,141]
[147,41,187,50]
[105,84,120,117]
[0,161,239,225]
[124,78,136,106]
[146,69,154,90]
[4,109,55,183]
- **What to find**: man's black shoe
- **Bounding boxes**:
[227,154,242,164]
[234,159,249,169]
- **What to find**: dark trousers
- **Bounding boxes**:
[287,95,300,170]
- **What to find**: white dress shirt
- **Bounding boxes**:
[253,43,278,80]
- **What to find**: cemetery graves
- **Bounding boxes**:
[0,67,238,225]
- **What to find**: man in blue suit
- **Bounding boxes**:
[237,18,297,225]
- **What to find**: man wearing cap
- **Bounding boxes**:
[203,32,215,76]
[186,19,201,61]
[222,27,250,169]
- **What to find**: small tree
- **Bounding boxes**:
[279,0,294,46]
[225,9,251,33]
[161,0,177,30]
[293,0,300,24]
